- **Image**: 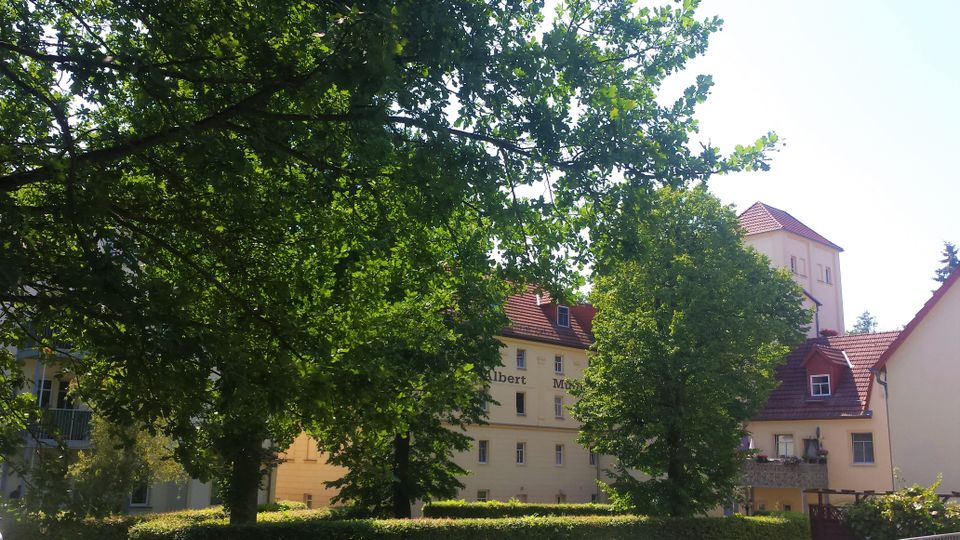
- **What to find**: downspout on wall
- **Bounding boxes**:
[870,367,895,489]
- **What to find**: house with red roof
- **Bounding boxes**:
[875,268,960,493]
[740,332,898,513]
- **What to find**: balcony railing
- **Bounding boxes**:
[31,409,93,442]
[741,459,828,490]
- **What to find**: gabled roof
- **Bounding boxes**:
[801,344,850,368]
[754,331,900,421]
[738,202,844,252]
[874,267,960,370]
[502,286,595,349]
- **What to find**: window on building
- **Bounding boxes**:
[476,489,489,502]
[591,493,599,503]
[516,349,526,370]
[303,493,313,509]
[556,493,567,503]
[784,504,792,512]
[852,433,875,464]
[481,396,489,413]
[515,392,526,416]
[790,256,798,274]
[589,452,598,466]
[826,267,833,284]
[55,381,73,409]
[554,355,564,374]
[36,379,52,408]
[478,440,489,464]
[557,305,570,327]
[304,440,317,461]
[775,434,795,458]
[799,258,807,276]
[554,396,564,418]
[811,374,831,397]
[516,442,526,465]
[555,444,564,466]
[130,482,150,507]
[803,438,821,459]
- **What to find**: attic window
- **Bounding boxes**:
[811,374,830,397]
[557,305,570,327]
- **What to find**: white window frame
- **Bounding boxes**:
[826,267,833,284]
[557,305,570,327]
[476,489,489,502]
[129,483,151,507]
[303,493,313,509]
[554,355,564,374]
[515,392,526,416]
[516,348,526,370]
[554,396,564,418]
[811,374,831,397]
[775,434,795,458]
[478,440,489,464]
[516,442,526,465]
[790,256,798,274]
[555,444,564,466]
[852,433,875,464]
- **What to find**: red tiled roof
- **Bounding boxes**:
[738,202,844,252]
[502,287,594,349]
[874,267,960,370]
[754,331,900,421]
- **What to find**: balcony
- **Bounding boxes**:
[741,459,828,490]
[30,408,93,443]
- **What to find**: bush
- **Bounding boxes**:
[845,482,960,540]
[128,513,810,540]
[423,500,623,518]
[257,500,309,512]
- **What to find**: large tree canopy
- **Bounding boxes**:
[1,0,777,522]
[573,186,808,517]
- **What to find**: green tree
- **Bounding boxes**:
[572,186,808,517]
[934,241,959,283]
[66,417,188,517]
[850,310,878,334]
[845,479,960,540]
[316,272,509,518]
[0,0,778,522]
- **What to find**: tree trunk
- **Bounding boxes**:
[391,431,412,519]
[226,435,263,524]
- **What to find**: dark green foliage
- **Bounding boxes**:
[845,481,960,540]
[849,311,878,334]
[1,0,782,523]
[934,241,960,283]
[574,186,809,517]
[422,500,623,518]
[127,513,809,540]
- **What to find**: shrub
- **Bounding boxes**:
[128,513,809,540]
[845,481,960,540]
[257,500,309,512]
[422,500,623,518]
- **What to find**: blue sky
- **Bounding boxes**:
[665,0,960,330]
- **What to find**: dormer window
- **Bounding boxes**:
[557,305,570,327]
[811,374,830,397]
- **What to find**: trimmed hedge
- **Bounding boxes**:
[128,513,810,540]
[423,500,623,518]
[0,505,327,540]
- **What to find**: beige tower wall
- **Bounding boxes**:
[744,231,844,337]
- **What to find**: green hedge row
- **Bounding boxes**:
[422,500,623,518]
[128,513,810,540]
[0,503,320,540]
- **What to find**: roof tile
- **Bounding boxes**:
[739,202,843,252]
